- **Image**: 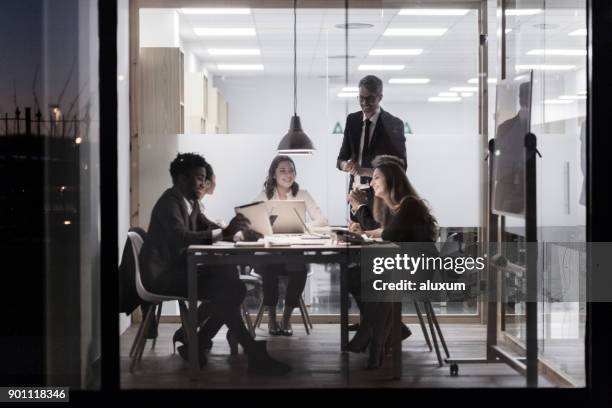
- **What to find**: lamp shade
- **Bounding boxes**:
[277,115,315,155]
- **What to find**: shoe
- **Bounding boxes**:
[172,328,184,354]
[348,323,360,332]
[401,324,412,341]
[268,319,282,336]
[346,326,372,353]
[173,327,213,354]
[280,320,293,337]
[177,344,208,368]
[226,330,239,355]
[247,341,292,376]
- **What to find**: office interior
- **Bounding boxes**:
[6,0,610,397]
[117,0,587,389]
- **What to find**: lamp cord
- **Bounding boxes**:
[294,0,297,116]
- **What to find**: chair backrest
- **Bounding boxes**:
[127,231,158,304]
[128,230,186,303]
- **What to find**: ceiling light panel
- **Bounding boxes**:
[505,9,542,16]
[341,87,359,92]
[569,29,587,36]
[526,49,586,56]
[429,97,461,102]
[515,64,575,71]
[181,8,251,15]
[194,28,256,36]
[338,92,358,98]
[559,95,587,100]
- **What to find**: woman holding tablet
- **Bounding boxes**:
[253,155,327,336]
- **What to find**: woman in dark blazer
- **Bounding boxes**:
[347,161,439,369]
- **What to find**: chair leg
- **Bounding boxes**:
[151,302,163,349]
[423,301,443,367]
[129,307,147,358]
[254,302,265,329]
[130,304,154,372]
[414,301,433,351]
[427,301,450,358]
[242,302,256,338]
[301,296,314,329]
[297,298,310,335]
[137,305,156,363]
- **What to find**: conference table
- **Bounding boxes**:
[185,237,404,380]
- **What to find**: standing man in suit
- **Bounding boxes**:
[336,75,407,230]
[336,75,407,331]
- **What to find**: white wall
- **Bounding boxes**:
[209,75,481,227]
[118,0,131,335]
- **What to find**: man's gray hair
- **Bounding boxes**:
[358,75,383,96]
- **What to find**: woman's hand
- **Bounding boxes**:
[364,228,382,239]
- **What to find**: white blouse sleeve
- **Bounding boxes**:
[301,190,328,227]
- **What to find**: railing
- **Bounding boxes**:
[1,106,84,139]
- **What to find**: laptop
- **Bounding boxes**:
[268,200,306,234]
[234,201,273,236]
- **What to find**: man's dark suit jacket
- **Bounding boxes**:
[336,108,407,181]
[139,187,219,295]
[336,108,407,226]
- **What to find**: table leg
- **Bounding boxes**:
[340,262,348,353]
[392,302,402,380]
[187,253,200,380]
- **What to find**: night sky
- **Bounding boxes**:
[0,0,82,117]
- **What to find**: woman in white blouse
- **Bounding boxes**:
[253,155,327,336]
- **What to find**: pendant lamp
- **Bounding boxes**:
[277,0,315,155]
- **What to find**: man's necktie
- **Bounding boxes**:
[189,199,200,231]
[360,118,372,184]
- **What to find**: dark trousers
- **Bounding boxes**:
[153,265,256,354]
[347,264,365,314]
[258,264,308,309]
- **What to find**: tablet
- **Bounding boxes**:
[234,201,274,236]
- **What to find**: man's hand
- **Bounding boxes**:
[242,228,263,242]
[348,222,363,233]
[344,160,361,176]
[348,189,368,210]
[222,213,250,241]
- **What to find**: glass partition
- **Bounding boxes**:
[502,0,586,386]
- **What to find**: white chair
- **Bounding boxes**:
[127,231,191,372]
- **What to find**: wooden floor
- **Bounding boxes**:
[121,323,556,389]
